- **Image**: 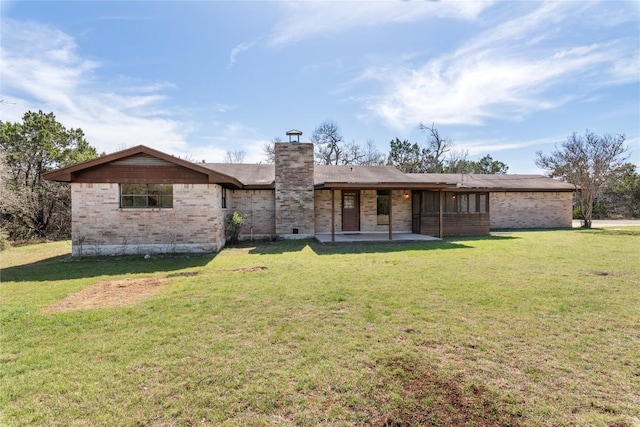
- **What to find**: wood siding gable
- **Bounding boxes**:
[43,145,242,187]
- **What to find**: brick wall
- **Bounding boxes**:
[71,183,226,255]
[314,189,412,233]
[314,190,339,233]
[419,213,490,236]
[228,189,276,239]
[490,191,573,229]
[360,190,413,232]
[275,143,315,238]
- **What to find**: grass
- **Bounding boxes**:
[1,228,639,426]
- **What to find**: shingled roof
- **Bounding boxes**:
[313,165,454,189]
[204,163,274,188]
[408,173,576,191]
[200,164,574,191]
[43,145,575,193]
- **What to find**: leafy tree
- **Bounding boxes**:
[0,111,99,239]
[444,152,509,174]
[387,138,425,172]
[536,130,629,228]
[474,154,509,174]
[594,163,640,218]
[388,123,455,173]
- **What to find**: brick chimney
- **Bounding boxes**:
[274,130,314,238]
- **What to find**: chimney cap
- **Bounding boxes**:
[286,129,303,143]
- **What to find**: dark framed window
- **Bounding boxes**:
[221,187,227,208]
[420,191,488,213]
[377,190,390,225]
[120,184,173,208]
[444,192,488,213]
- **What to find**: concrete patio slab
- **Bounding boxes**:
[315,233,441,243]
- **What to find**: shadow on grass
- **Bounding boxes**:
[1,253,217,282]
[247,234,519,255]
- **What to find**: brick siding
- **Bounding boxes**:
[275,143,315,238]
[490,191,573,229]
[314,189,412,233]
[71,183,225,255]
[228,189,276,239]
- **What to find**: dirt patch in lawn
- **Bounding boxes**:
[371,353,523,427]
[40,277,169,313]
[234,266,268,273]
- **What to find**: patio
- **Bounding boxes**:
[315,232,441,243]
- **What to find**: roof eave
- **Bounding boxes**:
[43,145,243,187]
[315,182,456,190]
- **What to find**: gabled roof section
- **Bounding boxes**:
[43,145,243,187]
[408,173,576,191]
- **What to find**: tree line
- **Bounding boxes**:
[1,111,637,244]
[263,120,509,174]
[1,111,100,242]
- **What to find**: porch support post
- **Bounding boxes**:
[388,189,393,241]
[331,189,335,242]
[439,190,444,238]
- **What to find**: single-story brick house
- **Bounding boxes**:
[44,139,576,256]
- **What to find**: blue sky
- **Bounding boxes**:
[1,1,638,173]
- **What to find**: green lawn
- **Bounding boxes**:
[1,229,639,426]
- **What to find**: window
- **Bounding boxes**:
[419,191,488,213]
[377,190,390,225]
[444,192,488,213]
[120,184,173,208]
[221,187,227,208]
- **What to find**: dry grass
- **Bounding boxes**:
[1,228,639,426]
[39,277,168,313]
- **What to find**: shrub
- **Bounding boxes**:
[226,211,244,245]
[0,228,10,251]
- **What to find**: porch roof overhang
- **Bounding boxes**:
[314,182,455,190]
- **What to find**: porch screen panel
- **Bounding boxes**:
[422,191,439,213]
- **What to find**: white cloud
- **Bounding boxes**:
[359,2,640,131]
[0,19,191,156]
[188,122,271,164]
[227,40,258,68]
[457,134,565,156]
[268,0,493,47]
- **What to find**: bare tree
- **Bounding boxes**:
[312,120,345,165]
[536,130,629,228]
[224,149,247,163]
[359,139,386,166]
[444,148,472,173]
[261,137,282,164]
[418,122,453,173]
